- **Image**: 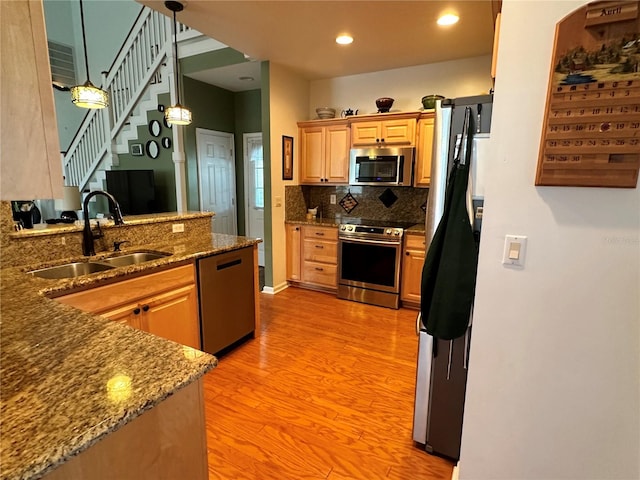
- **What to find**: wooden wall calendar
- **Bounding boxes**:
[536,1,640,188]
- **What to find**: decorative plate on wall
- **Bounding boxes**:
[163,117,172,129]
[162,137,172,149]
[148,120,161,137]
[146,140,159,159]
[157,104,165,112]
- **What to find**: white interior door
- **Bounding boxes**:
[196,129,237,235]
[243,133,265,266]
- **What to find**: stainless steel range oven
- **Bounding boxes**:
[337,219,414,309]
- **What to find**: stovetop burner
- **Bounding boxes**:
[340,217,417,229]
[338,218,417,241]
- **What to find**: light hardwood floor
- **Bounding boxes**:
[203,287,454,479]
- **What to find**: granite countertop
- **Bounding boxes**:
[0,232,260,480]
[285,218,426,235]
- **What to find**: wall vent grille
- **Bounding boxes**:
[48,40,76,87]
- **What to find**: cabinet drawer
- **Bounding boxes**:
[303,239,338,264]
[302,261,337,287]
[405,234,427,251]
[303,225,338,241]
[57,264,195,314]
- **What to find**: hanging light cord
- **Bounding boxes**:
[172,8,181,105]
[79,0,91,83]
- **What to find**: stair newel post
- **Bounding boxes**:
[166,13,188,213]
[101,70,119,168]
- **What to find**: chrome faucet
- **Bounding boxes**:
[82,190,125,256]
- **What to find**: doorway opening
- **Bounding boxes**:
[243,132,265,266]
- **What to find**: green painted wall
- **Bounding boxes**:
[234,89,262,235]
[115,93,176,213]
[260,61,273,286]
[181,48,248,76]
[181,77,262,235]
[182,77,235,211]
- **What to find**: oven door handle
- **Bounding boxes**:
[339,237,401,247]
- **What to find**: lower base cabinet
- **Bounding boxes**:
[44,379,208,480]
[286,224,338,290]
[401,234,426,307]
[56,264,200,349]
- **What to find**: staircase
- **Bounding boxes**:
[63,7,180,193]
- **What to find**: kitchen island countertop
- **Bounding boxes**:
[0,232,260,480]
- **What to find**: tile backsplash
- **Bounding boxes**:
[285,185,428,224]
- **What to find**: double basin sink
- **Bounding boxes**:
[29,251,171,280]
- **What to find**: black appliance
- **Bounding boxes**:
[105,169,156,215]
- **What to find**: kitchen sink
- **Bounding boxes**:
[28,251,172,279]
[99,251,172,267]
[29,262,115,279]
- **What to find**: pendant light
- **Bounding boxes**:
[70,0,108,109]
[164,1,192,126]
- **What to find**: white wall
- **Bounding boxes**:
[268,62,309,291]
[308,55,492,120]
[459,2,640,479]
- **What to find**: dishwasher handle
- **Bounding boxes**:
[217,258,242,271]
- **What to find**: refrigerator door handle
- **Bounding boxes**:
[415,311,422,336]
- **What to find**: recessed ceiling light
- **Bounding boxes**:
[239,76,255,82]
[437,14,459,26]
[336,35,353,45]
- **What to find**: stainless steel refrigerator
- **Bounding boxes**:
[412,95,493,460]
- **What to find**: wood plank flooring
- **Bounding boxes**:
[203,287,454,479]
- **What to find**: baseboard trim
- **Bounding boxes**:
[262,282,288,295]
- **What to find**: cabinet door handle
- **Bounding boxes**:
[315,245,324,249]
[295,227,300,231]
[406,251,410,256]
[133,307,141,315]
[315,232,325,236]
[142,305,150,312]
[376,138,380,143]
[315,267,324,271]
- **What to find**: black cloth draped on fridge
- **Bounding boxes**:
[420,109,478,341]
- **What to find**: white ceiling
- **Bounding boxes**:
[140,1,498,91]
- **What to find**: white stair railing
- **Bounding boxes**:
[64,7,171,191]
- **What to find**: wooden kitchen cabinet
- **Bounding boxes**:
[1,0,63,200]
[401,233,427,307]
[287,224,338,290]
[301,225,338,289]
[298,120,350,184]
[56,264,200,349]
[286,224,302,281]
[414,114,435,187]
[350,114,417,147]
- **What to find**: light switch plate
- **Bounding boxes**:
[502,235,527,267]
[330,194,336,205]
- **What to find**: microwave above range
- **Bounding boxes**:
[349,147,415,186]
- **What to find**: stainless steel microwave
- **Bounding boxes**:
[349,147,414,186]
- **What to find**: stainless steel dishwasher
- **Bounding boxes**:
[197,246,255,354]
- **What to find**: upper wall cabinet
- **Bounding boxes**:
[298,119,350,184]
[1,0,63,200]
[414,114,435,187]
[350,112,419,147]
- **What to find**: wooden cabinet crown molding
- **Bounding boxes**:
[297,118,349,128]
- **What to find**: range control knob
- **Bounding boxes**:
[385,228,392,235]
[394,230,401,236]
[340,225,346,231]
[347,226,354,232]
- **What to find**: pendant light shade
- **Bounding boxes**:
[71,0,108,109]
[164,104,192,125]
[71,80,108,109]
[165,1,192,126]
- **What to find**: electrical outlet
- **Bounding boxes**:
[172,223,185,233]
[61,237,66,245]
[330,194,336,204]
